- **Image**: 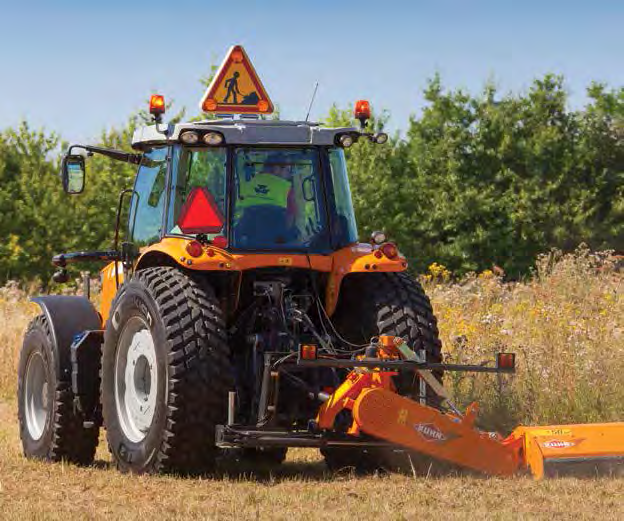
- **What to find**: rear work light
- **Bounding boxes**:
[203,132,224,146]
[371,230,387,245]
[180,131,200,145]
[374,132,389,144]
[337,133,356,148]
[149,94,165,123]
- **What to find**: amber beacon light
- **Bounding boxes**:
[149,94,166,122]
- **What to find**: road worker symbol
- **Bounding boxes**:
[223,71,260,105]
[224,72,241,104]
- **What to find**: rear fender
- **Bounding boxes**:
[30,296,102,379]
[325,244,408,316]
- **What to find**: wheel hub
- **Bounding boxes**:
[24,352,49,441]
[115,318,158,443]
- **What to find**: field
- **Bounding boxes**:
[0,249,623,519]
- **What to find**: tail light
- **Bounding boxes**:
[186,240,204,258]
[212,235,228,249]
[299,344,318,361]
[497,353,516,371]
[381,242,399,259]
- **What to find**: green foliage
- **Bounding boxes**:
[0,119,138,283]
[0,74,622,284]
[331,74,623,276]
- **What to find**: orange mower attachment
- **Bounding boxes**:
[316,336,624,479]
[511,423,624,479]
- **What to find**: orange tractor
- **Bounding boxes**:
[17,46,623,478]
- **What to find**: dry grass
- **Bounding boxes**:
[1,400,623,520]
[0,249,623,519]
[423,248,624,432]
[0,281,37,400]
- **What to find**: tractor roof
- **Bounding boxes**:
[131,119,358,151]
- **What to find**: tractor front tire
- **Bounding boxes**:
[322,272,442,473]
[17,315,98,464]
[101,267,232,475]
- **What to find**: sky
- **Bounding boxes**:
[0,0,622,142]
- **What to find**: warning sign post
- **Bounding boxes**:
[200,45,274,115]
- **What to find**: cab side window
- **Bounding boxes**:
[328,148,358,246]
[167,147,227,237]
[128,147,168,246]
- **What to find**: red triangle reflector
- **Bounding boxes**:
[177,187,225,235]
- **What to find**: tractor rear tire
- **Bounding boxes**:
[17,315,99,465]
[101,267,233,475]
[322,271,442,473]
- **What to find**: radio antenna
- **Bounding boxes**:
[305,82,319,122]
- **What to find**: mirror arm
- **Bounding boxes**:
[67,144,142,165]
[52,250,120,267]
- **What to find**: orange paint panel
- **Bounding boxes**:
[139,237,334,272]
[136,239,408,316]
[99,261,124,324]
[316,368,397,430]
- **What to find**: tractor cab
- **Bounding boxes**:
[128,119,363,255]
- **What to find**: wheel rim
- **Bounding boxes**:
[24,352,49,441]
[114,316,158,443]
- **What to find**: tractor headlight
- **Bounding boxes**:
[203,131,224,146]
[180,131,200,145]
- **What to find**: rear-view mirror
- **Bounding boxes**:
[61,154,86,194]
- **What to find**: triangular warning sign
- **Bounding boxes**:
[177,187,225,234]
[200,45,274,115]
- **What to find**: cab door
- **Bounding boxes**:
[128,146,170,247]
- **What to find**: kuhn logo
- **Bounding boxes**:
[543,440,575,449]
[414,423,446,442]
